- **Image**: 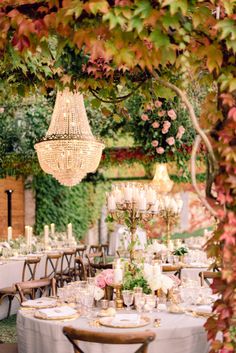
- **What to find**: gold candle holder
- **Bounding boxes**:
[112,283,123,309]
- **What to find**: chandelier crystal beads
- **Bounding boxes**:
[35,90,104,186]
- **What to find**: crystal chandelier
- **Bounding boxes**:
[151,163,173,193]
[35,90,104,186]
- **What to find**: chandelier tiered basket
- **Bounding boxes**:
[35,90,104,186]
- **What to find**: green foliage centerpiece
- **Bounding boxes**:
[107,183,159,261]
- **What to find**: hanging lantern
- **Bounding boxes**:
[35,90,104,186]
[151,163,173,193]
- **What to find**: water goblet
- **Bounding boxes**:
[134,293,145,313]
[122,290,134,310]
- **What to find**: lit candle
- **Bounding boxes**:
[114,265,123,285]
[108,195,116,211]
[25,226,30,247]
[7,226,12,242]
[50,223,55,236]
[44,225,49,244]
[67,223,73,239]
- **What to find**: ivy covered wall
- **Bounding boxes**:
[33,174,109,240]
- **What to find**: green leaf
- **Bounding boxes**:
[134,0,152,19]
[161,0,188,15]
[150,28,170,48]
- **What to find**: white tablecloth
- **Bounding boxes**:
[17,309,209,353]
[0,253,66,319]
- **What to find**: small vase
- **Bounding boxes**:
[104,285,114,300]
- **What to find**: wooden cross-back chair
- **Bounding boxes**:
[75,246,87,258]
[162,265,182,279]
[44,253,62,279]
[74,256,87,281]
[89,245,101,253]
[0,257,41,317]
[57,249,76,287]
[16,278,56,303]
[199,271,221,287]
[63,327,156,353]
[86,252,110,277]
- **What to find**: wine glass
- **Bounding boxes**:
[134,293,145,312]
[122,290,134,310]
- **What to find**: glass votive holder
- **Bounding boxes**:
[100,299,109,309]
[134,287,143,294]
[108,300,116,308]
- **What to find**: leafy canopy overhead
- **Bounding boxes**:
[0,0,235,97]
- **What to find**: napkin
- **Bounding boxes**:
[22,298,57,307]
[37,306,77,319]
[112,314,140,326]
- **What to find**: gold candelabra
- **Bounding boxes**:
[159,208,180,247]
[110,201,156,261]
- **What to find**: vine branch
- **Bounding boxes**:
[191,135,217,217]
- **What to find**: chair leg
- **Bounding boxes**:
[7,296,13,318]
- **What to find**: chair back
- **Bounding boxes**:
[199,271,221,286]
[74,256,87,281]
[22,257,41,282]
[16,278,56,302]
[89,245,101,254]
[45,253,62,278]
[60,249,76,274]
[63,327,155,353]
[162,265,181,279]
[76,246,87,258]
[86,252,105,277]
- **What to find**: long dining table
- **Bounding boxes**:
[17,307,210,353]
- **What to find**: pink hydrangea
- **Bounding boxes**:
[156,147,165,154]
[152,121,160,128]
[152,140,159,147]
[176,125,185,139]
[158,110,165,117]
[154,100,162,108]
[95,274,106,289]
[167,109,177,120]
[95,269,114,288]
[166,137,175,146]
[141,114,149,121]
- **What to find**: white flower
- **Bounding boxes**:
[93,286,104,301]
[143,264,174,294]
[146,241,167,254]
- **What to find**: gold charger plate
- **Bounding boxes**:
[99,316,150,328]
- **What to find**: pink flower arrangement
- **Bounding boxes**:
[167,109,177,120]
[156,147,165,154]
[152,140,159,147]
[141,114,149,121]
[152,121,160,129]
[95,269,114,288]
[176,125,185,139]
[154,100,162,108]
[166,137,175,146]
